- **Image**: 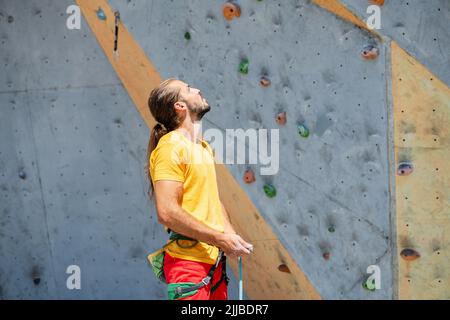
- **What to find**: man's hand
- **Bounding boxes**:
[215,233,253,258]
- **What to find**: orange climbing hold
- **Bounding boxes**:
[400,248,421,261]
[243,168,255,184]
[370,0,385,6]
[260,76,271,87]
[223,2,241,21]
[276,112,287,125]
[278,264,291,273]
[361,45,379,60]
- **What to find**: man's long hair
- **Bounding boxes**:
[145,78,183,198]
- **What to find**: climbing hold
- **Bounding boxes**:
[328,226,335,233]
[323,252,330,261]
[184,31,191,40]
[278,264,291,273]
[263,184,276,198]
[297,124,309,138]
[18,170,26,180]
[400,248,421,261]
[7,16,14,23]
[223,2,241,21]
[369,0,384,6]
[96,7,106,20]
[275,112,287,125]
[260,76,271,87]
[397,162,413,176]
[362,277,376,291]
[243,168,255,184]
[239,58,249,74]
[33,277,41,285]
[361,45,379,60]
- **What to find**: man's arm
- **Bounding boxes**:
[154,180,252,257]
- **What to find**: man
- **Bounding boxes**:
[146,78,253,300]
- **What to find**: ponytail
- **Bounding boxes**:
[145,78,183,199]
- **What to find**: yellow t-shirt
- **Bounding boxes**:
[149,130,224,264]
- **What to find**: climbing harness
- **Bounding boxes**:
[167,250,228,300]
[146,230,198,282]
[147,230,229,300]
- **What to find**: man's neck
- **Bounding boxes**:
[176,122,203,144]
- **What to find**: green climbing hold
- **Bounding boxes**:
[263,184,276,198]
[184,32,191,40]
[328,226,335,233]
[239,58,249,74]
[362,277,376,291]
[298,124,309,138]
[96,7,106,20]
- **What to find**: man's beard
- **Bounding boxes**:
[188,103,211,121]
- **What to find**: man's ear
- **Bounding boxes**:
[174,101,186,111]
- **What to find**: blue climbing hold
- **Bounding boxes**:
[298,124,309,138]
[96,7,106,20]
[397,162,413,176]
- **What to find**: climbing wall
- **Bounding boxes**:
[310,0,450,300]
[1,0,448,300]
[104,0,393,299]
[0,0,239,299]
[392,42,450,299]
